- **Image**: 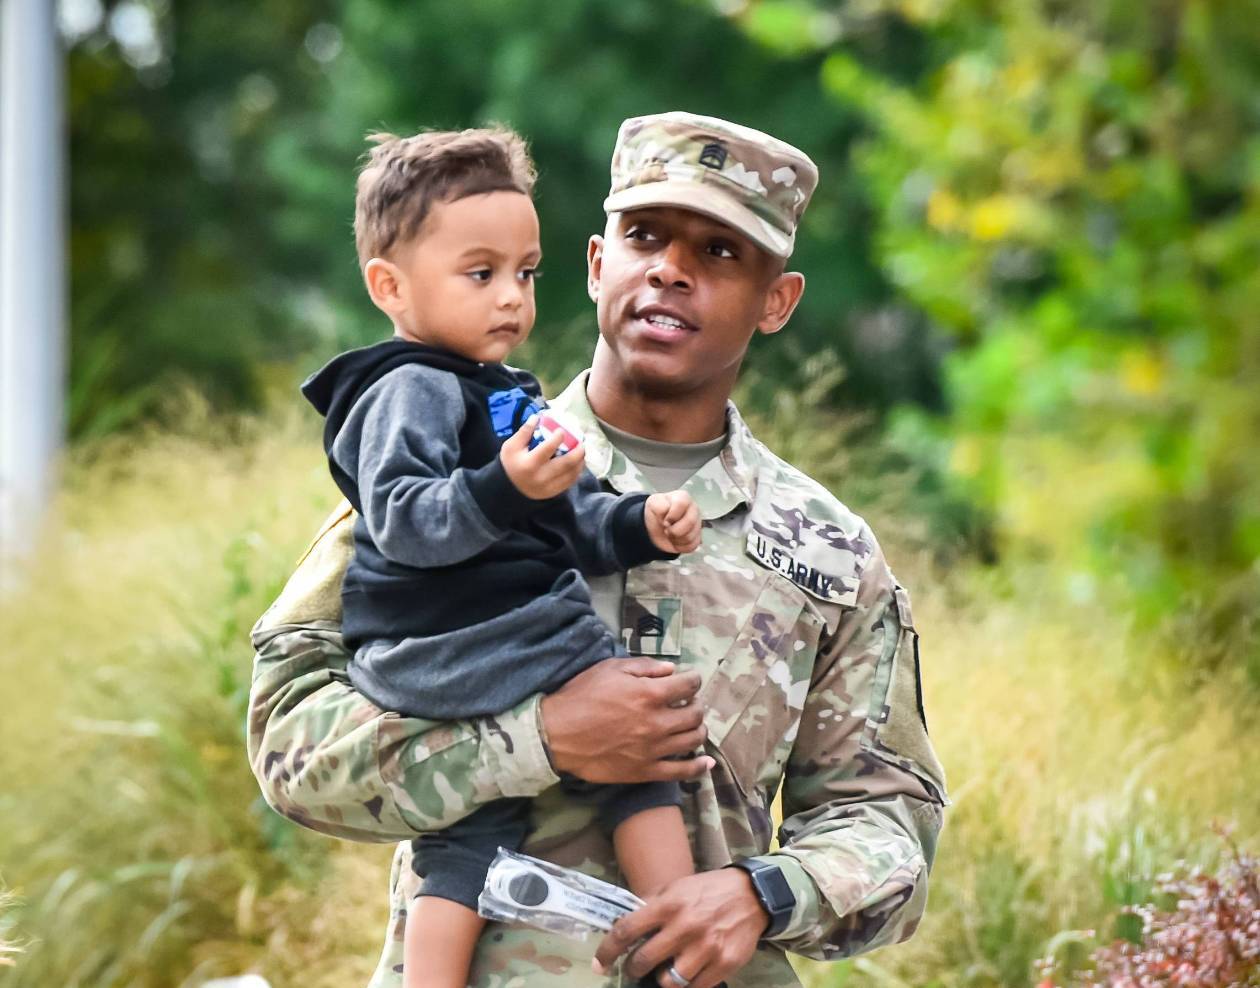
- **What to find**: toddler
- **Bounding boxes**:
[302,128,700,988]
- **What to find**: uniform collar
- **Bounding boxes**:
[552,370,759,520]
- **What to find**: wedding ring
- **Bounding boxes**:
[664,965,692,988]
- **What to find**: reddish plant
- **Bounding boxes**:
[1042,828,1260,987]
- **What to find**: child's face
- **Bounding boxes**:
[370,191,542,363]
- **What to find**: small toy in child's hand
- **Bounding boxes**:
[529,409,584,456]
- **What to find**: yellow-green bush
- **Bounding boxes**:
[1,406,1255,987]
[734,0,1260,681]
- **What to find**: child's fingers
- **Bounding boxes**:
[532,443,585,494]
[664,492,694,525]
[528,427,566,461]
[503,416,538,453]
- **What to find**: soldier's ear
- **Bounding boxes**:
[586,235,604,304]
[756,271,805,337]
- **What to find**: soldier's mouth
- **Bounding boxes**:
[633,304,698,341]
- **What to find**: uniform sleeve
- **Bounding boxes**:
[246,503,561,842]
[564,471,671,576]
[753,529,948,959]
[332,365,541,569]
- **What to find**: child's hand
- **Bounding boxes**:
[645,491,702,555]
[500,416,586,499]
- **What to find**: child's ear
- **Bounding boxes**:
[364,257,406,316]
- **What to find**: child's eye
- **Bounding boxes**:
[468,269,493,283]
[518,267,543,282]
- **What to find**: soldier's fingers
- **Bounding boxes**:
[662,950,724,988]
[646,754,714,782]
[594,903,667,972]
[660,702,705,734]
[618,658,679,679]
[652,726,707,758]
[649,668,703,705]
[623,921,691,980]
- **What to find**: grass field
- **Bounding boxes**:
[1,404,1255,987]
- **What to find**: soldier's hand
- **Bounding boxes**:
[539,658,713,784]
[644,490,702,555]
[592,869,767,988]
[500,416,586,500]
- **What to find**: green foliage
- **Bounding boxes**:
[261,0,931,402]
[66,0,340,437]
[733,0,1260,676]
[68,0,948,438]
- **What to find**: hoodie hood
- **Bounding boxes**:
[301,338,488,508]
[302,338,483,438]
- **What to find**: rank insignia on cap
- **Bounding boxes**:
[698,141,727,170]
[604,111,819,258]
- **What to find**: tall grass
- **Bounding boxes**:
[0,405,386,987]
[0,399,1255,987]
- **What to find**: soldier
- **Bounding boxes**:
[248,111,948,988]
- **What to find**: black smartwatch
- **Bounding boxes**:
[728,858,795,938]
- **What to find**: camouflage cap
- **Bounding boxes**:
[603,111,819,259]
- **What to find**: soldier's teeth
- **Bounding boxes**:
[647,315,686,329]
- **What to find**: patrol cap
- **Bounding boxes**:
[603,111,819,259]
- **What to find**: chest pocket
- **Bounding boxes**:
[620,563,683,658]
[698,572,824,797]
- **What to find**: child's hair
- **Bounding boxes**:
[353,127,536,268]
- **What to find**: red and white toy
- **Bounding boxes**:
[531,409,584,457]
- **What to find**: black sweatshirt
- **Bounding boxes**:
[302,338,670,650]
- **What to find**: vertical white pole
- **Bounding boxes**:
[0,0,66,588]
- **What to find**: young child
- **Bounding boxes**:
[301,128,701,988]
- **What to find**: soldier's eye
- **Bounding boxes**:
[627,226,658,243]
[708,242,737,259]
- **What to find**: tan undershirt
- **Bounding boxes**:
[589,416,727,634]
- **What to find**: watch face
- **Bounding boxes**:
[757,866,794,912]
[735,861,794,936]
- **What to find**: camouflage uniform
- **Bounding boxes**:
[249,111,947,986]
[249,373,948,987]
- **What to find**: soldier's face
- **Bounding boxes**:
[587,207,803,398]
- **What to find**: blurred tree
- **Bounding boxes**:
[66,0,949,439]
[732,0,1260,675]
[65,0,337,437]
[263,0,947,408]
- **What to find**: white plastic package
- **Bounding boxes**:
[477,848,643,940]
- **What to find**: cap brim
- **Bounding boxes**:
[603,183,793,259]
